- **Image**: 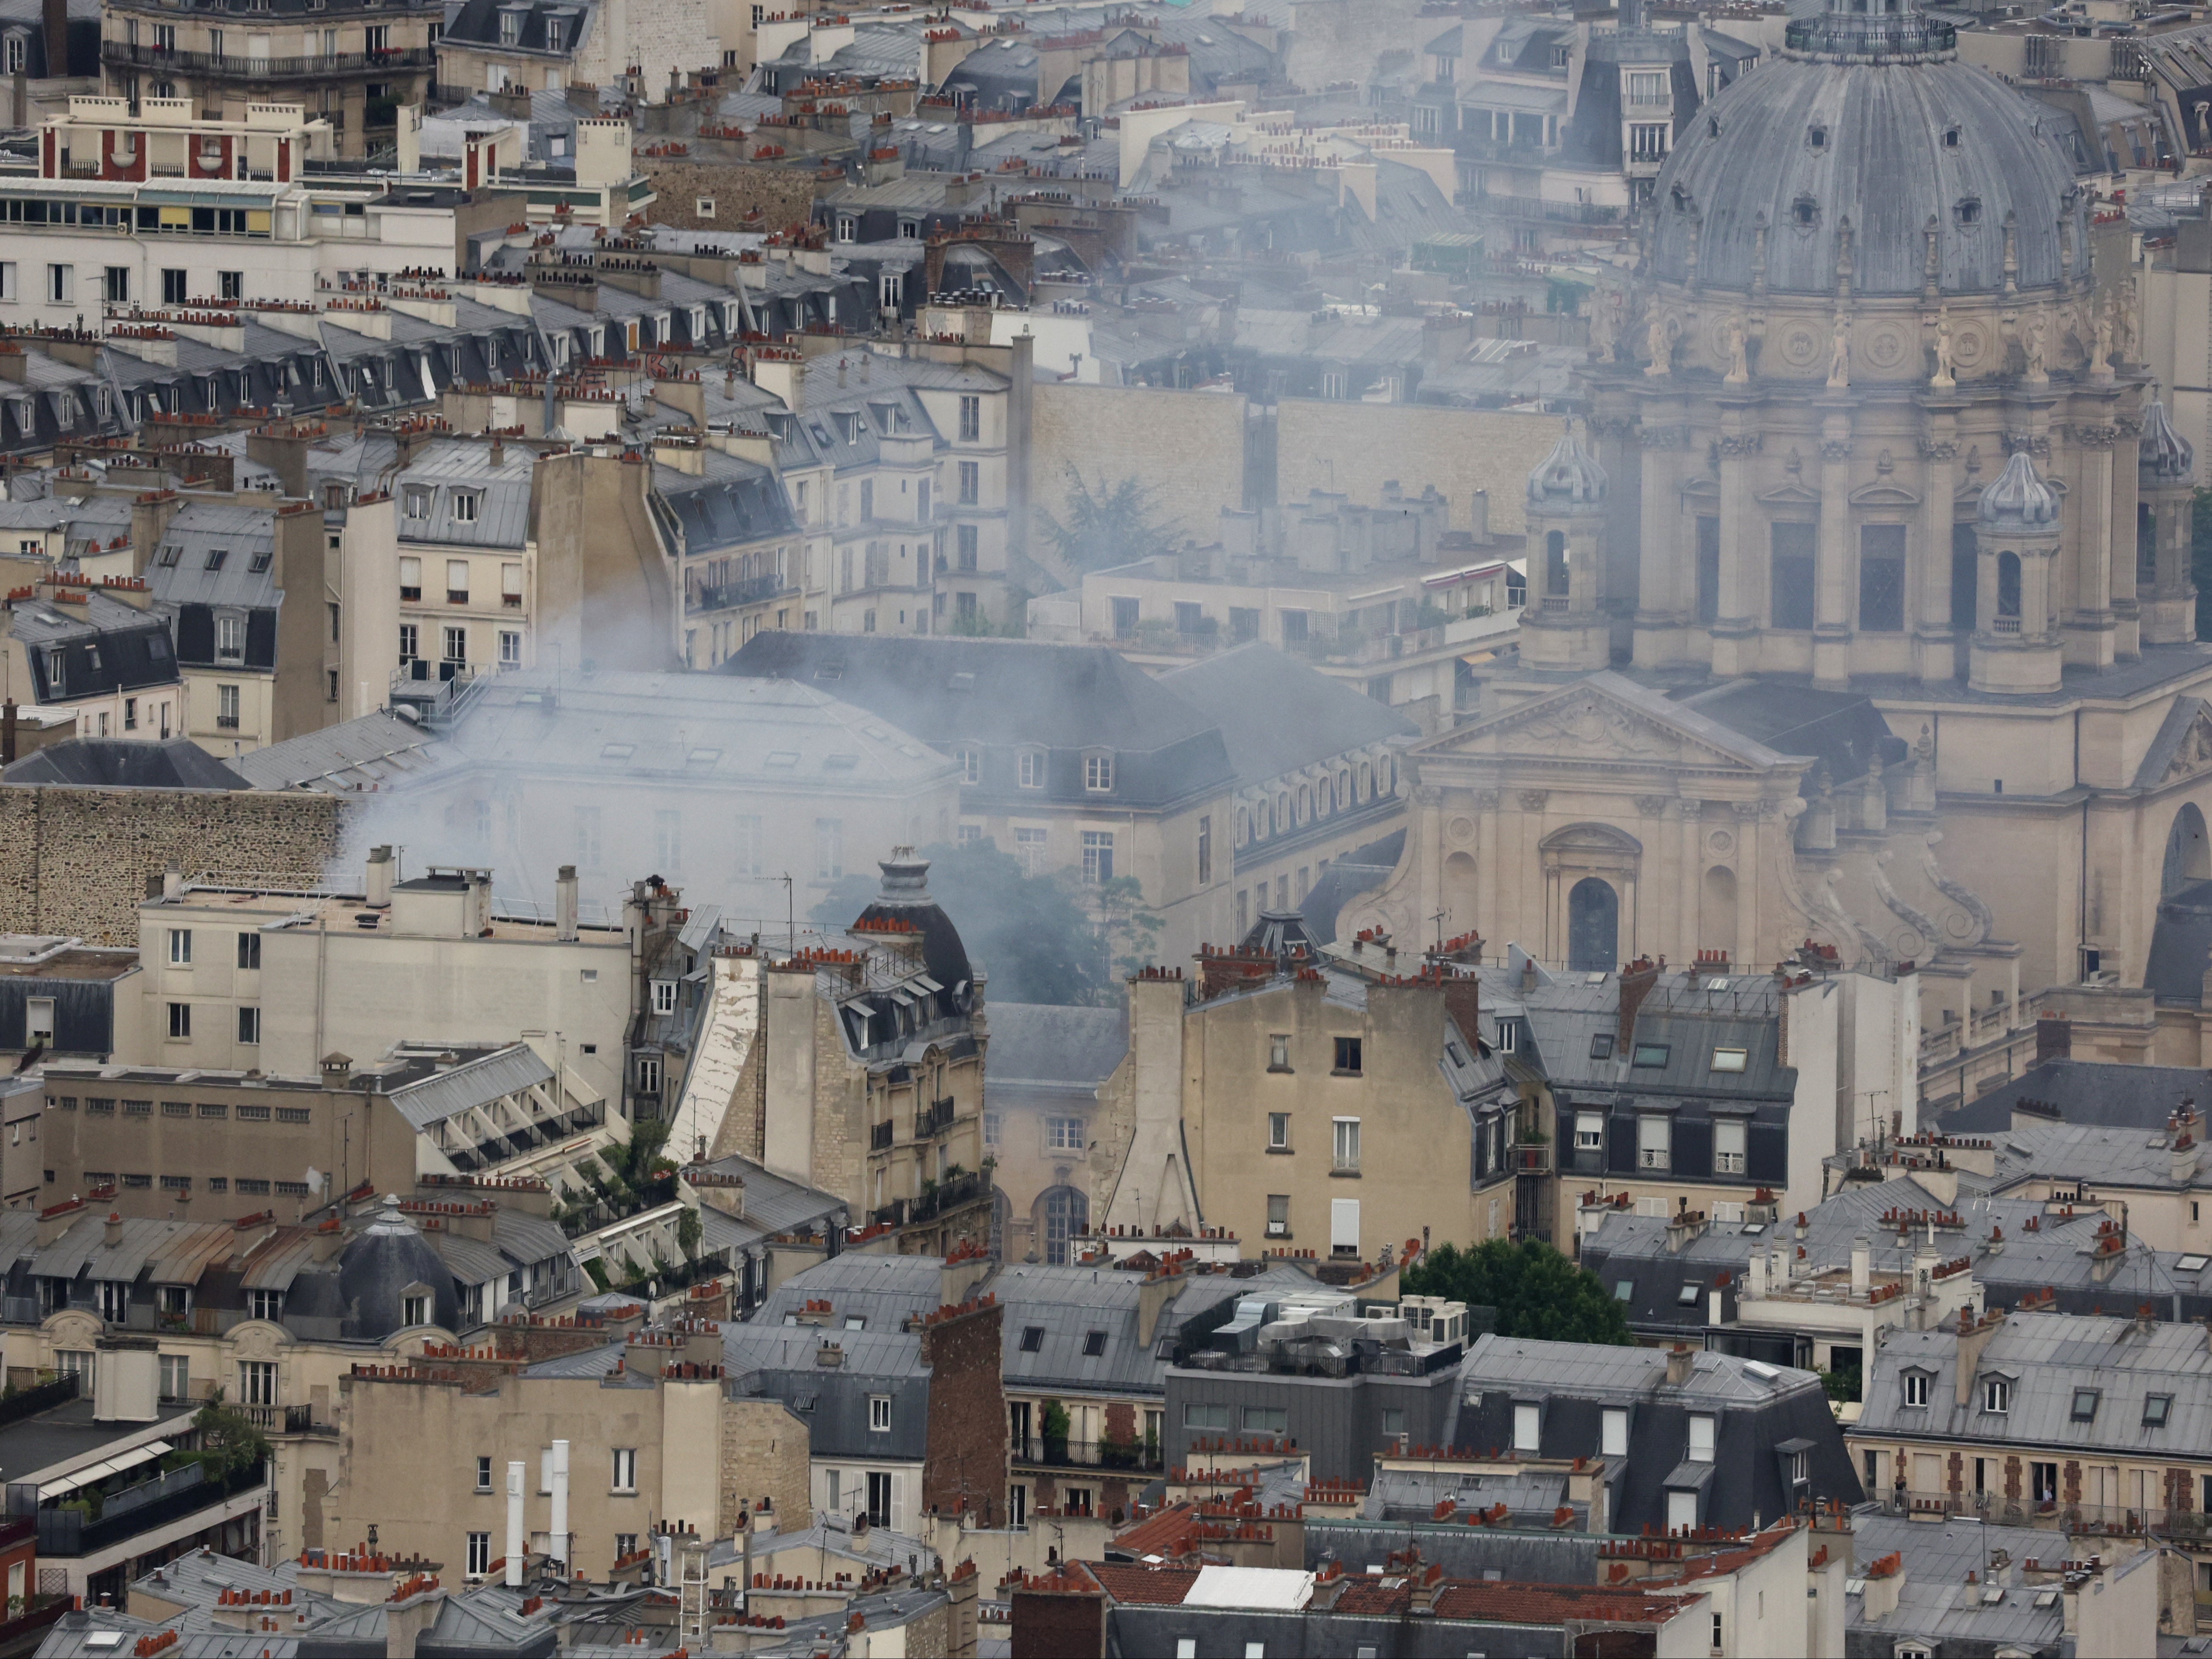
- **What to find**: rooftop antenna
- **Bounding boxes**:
[780,871,795,957]
[1431,908,1448,954]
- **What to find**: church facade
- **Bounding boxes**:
[1346,0,2212,1072]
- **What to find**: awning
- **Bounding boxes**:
[41,1439,172,1498]
[1423,561,1509,589]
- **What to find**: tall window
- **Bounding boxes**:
[612,1448,637,1492]
[1858,524,1906,632]
[732,814,762,877]
[239,1360,277,1406]
[466,1533,491,1576]
[815,818,843,880]
[958,460,979,504]
[575,806,603,867]
[1771,522,1816,629]
[1333,1117,1361,1171]
[1695,515,1721,626]
[1081,831,1114,883]
[654,810,682,871]
[1714,1118,1746,1175]
[1197,815,1212,885]
[1997,551,2022,619]
[1084,753,1114,792]
[1014,827,1048,875]
[958,396,980,442]
[168,928,192,965]
[1637,1114,1672,1170]
[866,1471,892,1527]
[1017,749,1045,788]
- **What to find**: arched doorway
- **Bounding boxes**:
[1036,1185,1089,1266]
[2165,803,2212,897]
[1567,877,1619,971]
[1701,866,1738,959]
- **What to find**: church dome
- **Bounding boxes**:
[1978,449,2059,530]
[1645,1,2088,298]
[2142,398,2196,481]
[1526,421,1607,507]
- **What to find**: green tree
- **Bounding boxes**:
[1401,1238,1633,1346]
[811,837,1122,1005]
[1096,873,1164,982]
[553,1117,679,1237]
[1039,467,1175,575]
[178,1388,271,1483]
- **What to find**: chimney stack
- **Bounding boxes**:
[1664,1344,1694,1387]
[161,863,184,901]
[549,1439,570,1572]
[505,1462,526,1587]
[1851,1235,1872,1298]
[556,864,579,942]
[366,845,394,908]
[1619,956,1661,1049]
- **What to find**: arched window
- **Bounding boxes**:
[1039,1186,1088,1266]
[1568,877,1619,973]
[1545,530,1569,597]
[1236,807,1249,846]
[1997,551,2022,619]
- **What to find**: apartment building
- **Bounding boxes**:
[0,933,140,1068]
[1854,1307,2212,1590]
[0,575,182,742]
[978,1002,1124,1267]
[722,633,1237,961]
[1159,642,1414,936]
[1094,927,1914,1262]
[329,1323,806,1579]
[723,850,992,1258]
[27,1039,605,1233]
[394,437,537,685]
[126,860,651,1109]
[99,0,440,160]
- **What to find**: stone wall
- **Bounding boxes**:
[638,158,822,235]
[719,1394,812,1535]
[0,785,344,946]
[1273,398,1560,537]
[1030,382,1248,546]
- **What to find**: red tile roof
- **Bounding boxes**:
[1109,1504,1198,1560]
[1432,1582,1701,1625]
[1079,1563,1201,1605]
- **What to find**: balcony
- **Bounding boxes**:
[870,1120,895,1152]
[908,1168,984,1225]
[242,1403,333,1436]
[101,42,437,77]
[1463,188,1624,227]
[688,573,793,615]
[36,1459,267,1557]
[914,1097,955,1140]
[215,714,240,730]
[1012,1436,1164,1472]
[1991,617,2023,635]
[1510,1139,1552,1174]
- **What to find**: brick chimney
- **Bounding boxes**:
[2035,1012,2071,1062]
[1664,1343,1694,1386]
[1619,956,1661,1049]
[1441,972,1480,1049]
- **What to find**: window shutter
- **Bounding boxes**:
[175,604,215,663]
[1671,1115,1712,1177]
[1330,1199,1359,1250]
[1606,1110,1636,1174]
[244,608,277,669]
[1747,1120,1788,1181]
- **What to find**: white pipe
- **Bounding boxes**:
[549,1440,570,1573]
[505,1462,525,1588]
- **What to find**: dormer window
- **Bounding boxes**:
[652,979,676,1015]
[1982,1376,2011,1414]
[545,17,564,48]
[1792,196,1819,228]
[1955,198,1983,226]
[1084,752,1113,792]
[1807,124,1828,150]
[499,8,522,44]
[404,485,430,519]
[1903,1370,1931,1408]
[1017,748,1045,789]
[1943,125,1961,148]
[452,490,481,524]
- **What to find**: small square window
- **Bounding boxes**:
[1333,1036,1363,1075]
[1268,1112,1290,1149]
[1590,1032,1614,1060]
[1676,1281,1700,1306]
[1631,1042,1671,1067]
[1019,1326,1045,1352]
[2071,1387,2101,1422]
[1082,1329,1108,1357]
[1710,1047,1749,1072]
[869,1394,891,1432]
[2144,1393,2173,1428]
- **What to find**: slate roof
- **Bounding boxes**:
[1858,1309,2212,1456]
[229,710,450,794]
[720,634,1235,809]
[1938,1058,2209,1136]
[1160,642,1415,786]
[1673,679,1906,787]
[982,1002,1127,1095]
[2,738,248,789]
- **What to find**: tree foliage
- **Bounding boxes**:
[1039,467,1175,574]
[1401,1238,1633,1346]
[811,837,1158,1006]
[552,1117,679,1236]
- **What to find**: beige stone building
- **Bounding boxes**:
[328,1327,808,1578]
[712,850,992,1258]
[1344,0,2212,1065]
[124,860,653,1110]
[978,1003,1126,1265]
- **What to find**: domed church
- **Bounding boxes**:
[1350,0,2212,1073]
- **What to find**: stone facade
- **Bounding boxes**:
[637,159,822,235]
[1274,398,1560,538]
[1030,381,1249,545]
[0,784,342,947]
[718,1393,812,1535]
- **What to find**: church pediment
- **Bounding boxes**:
[2136,697,2212,788]
[1415,671,1795,774]
[1679,475,1722,499]
[1849,481,1922,507]
[1755,481,1825,507]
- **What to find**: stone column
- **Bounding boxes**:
[2111,407,2143,660]
[1914,404,1963,685]
[1679,798,1706,965]
[1734,801,1763,971]
[1712,401,1761,679]
[2065,415,2119,670]
[1814,407,1854,688]
[1631,414,1689,670]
